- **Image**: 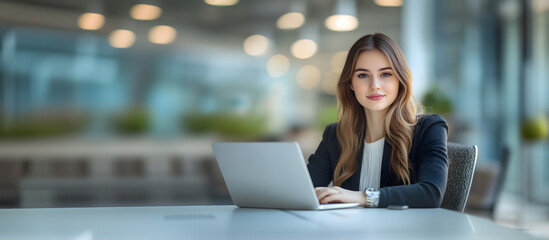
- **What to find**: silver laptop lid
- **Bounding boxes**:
[212,142,321,210]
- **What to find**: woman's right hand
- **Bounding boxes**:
[315,186,367,206]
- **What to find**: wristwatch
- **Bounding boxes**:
[364,188,380,208]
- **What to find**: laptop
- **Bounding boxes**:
[212,142,360,210]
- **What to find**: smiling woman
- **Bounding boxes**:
[307,33,449,208]
[350,50,400,113]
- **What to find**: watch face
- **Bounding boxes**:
[365,188,380,197]
[365,188,380,208]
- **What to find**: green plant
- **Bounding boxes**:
[112,109,150,135]
[522,115,549,140]
[0,111,87,138]
[317,104,339,128]
[182,113,267,138]
[422,86,453,115]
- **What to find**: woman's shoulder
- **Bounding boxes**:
[411,114,449,158]
[316,123,339,143]
[415,114,448,131]
[323,122,339,137]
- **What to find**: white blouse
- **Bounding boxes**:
[359,137,385,191]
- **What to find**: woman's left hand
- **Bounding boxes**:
[314,186,367,206]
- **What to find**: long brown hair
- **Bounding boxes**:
[333,33,423,187]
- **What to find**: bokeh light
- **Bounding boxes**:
[331,51,348,73]
[291,39,318,59]
[130,4,162,20]
[77,13,105,30]
[374,0,403,7]
[277,12,305,30]
[205,0,239,6]
[109,29,136,48]
[325,15,358,31]
[148,25,177,44]
[243,35,269,56]
[267,55,290,77]
[296,65,321,89]
[322,70,340,95]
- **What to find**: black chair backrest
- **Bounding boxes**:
[441,142,478,212]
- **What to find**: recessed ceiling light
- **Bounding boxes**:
[291,39,318,59]
[204,0,239,6]
[149,25,177,44]
[297,65,321,89]
[374,0,403,7]
[243,35,269,56]
[130,4,162,20]
[78,13,105,30]
[322,70,340,95]
[267,55,290,77]
[109,29,136,48]
[277,12,305,30]
[325,15,358,32]
[331,51,348,73]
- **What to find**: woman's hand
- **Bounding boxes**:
[314,186,367,206]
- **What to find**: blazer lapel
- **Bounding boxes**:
[380,140,392,188]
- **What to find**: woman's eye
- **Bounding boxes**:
[358,73,368,78]
[381,72,392,77]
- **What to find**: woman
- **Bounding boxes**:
[307,33,448,208]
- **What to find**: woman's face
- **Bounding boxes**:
[350,49,399,114]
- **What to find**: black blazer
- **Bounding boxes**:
[307,114,449,208]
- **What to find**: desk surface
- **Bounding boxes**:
[0,205,542,240]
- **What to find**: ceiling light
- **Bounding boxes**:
[149,25,177,44]
[374,0,403,7]
[322,71,340,95]
[325,0,359,32]
[243,35,269,56]
[130,4,162,20]
[297,65,321,89]
[291,39,317,59]
[325,15,358,31]
[78,13,105,30]
[109,29,136,48]
[331,51,348,73]
[277,12,305,30]
[205,0,239,6]
[267,55,290,77]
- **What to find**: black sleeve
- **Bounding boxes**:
[307,124,336,187]
[378,118,449,208]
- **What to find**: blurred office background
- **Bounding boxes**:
[0,0,548,236]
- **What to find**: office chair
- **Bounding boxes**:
[440,142,478,213]
[466,145,510,219]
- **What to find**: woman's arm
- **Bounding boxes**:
[307,124,368,206]
[307,124,337,187]
[378,119,449,208]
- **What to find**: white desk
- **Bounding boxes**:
[0,205,542,240]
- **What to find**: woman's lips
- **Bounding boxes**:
[367,94,385,101]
